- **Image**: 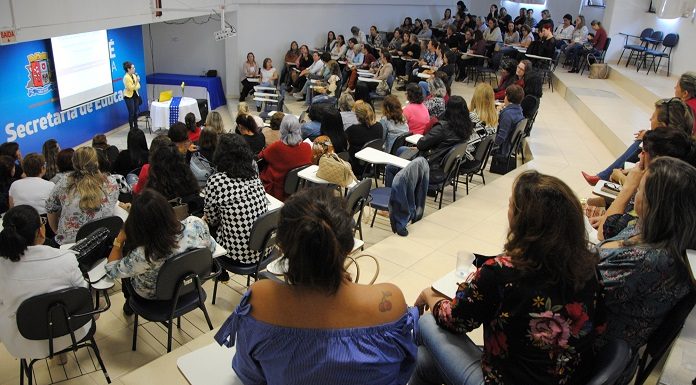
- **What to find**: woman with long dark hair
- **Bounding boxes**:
[412,171,603,385]
[323,31,337,52]
[0,155,16,214]
[145,142,202,215]
[236,114,265,155]
[205,134,267,271]
[319,109,348,154]
[42,139,60,181]
[214,187,418,383]
[105,189,215,300]
[113,128,149,176]
[0,142,22,179]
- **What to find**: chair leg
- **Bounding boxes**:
[200,304,214,330]
[212,277,218,305]
[132,314,139,351]
[370,207,377,227]
[177,317,181,329]
[166,319,173,353]
[90,338,112,384]
[357,221,363,240]
[20,359,25,385]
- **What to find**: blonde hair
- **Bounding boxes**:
[68,147,107,211]
[237,102,251,116]
[353,101,376,126]
[205,111,225,134]
[470,83,499,128]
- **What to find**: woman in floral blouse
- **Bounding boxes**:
[412,171,604,385]
[105,188,216,300]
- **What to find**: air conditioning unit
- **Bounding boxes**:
[654,0,696,18]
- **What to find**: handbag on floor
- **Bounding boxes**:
[587,54,609,79]
[489,154,517,175]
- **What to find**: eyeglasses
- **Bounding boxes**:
[659,97,681,126]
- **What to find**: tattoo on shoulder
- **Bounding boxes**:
[378,291,393,312]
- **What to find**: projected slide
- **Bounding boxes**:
[51,30,113,111]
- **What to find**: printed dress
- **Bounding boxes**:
[432,255,605,384]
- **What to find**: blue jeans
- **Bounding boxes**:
[124,95,139,129]
[597,140,641,180]
[418,81,430,98]
[410,314,485,385]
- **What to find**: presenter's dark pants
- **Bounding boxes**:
[124,95,139,129]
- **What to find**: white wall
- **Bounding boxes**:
[604,0,693,77]
[141,16,229,93]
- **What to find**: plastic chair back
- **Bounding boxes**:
[662,33,679,48]
[639,28,654,40]
[76,216,123,242]
[363,138,385,152]
[520,95,539,120]
[650,31,664,43]
[284,164,310,196]
[508,118,528,157]
[248,208,282,253]
[17,287,93,341]
[345,179,372,217]
[154,248,213,301]
[389,132,412,155]
[585,339,632,385]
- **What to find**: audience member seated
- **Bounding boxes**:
[567,20,607,73]
[493,85,525,155]
[0,205,91,361]
[525,9,537,29]
[95,148,131,198]
[497,7,512,30]
[458,30,487,81]
[319,108,348,153]
[293,51,325,98]
[563,15,588,56]
[42,139,60,182]
[197,128,218,164]
[339,93,359,129]
[185,112,202,143]
[493,59,520,100]
[50,148,75,184]
[310,60,341,105]
[483,18,502,44]
[387,29,402,51]
[582,97,694,185]
[190,128,218,187]
[423,77,447,117]
[503,21,519,45]
[112,128,149,177]
[168,122,197,158]
[0,156,17,215]
[469,83,499,135]
[412,170,603,385]
[105,188,216,300]
[237,102,265,130]
[288,45,312,92]
[513,7,527,29]
[435,8,453,29]
[46,147,119,245]
[403,84,430,135]
[323,31,337,53]
[412,18,424,36]
[535,9,554,30]
[144,142,203,216]
[350,26,367,45]
[256,58,279,110]
[300,105,324,140]
[381,95,410,153]
[346,101,383,176]
[9,153,54,215]
[518,25,534,48]
[214,187,418,384]
[280,41,300,86]
[91,134,119,170]
[415,96,473,182]
[553,14,575,49]
[205,110,226,134]
[263,112,285,146]
[235,114,266,156]
[401,17,414,33]
[675,72,696,135]
[367,25,384,49]
[524,24,555,64]
[240,52,259,101]
[355,51,394,103]
[133,135,171,194]
[311,135,335,165]
[205,134,267,272]
[258,115,312,200]
[597,157,696,364]
[590,127,696,242]
[0,142,23,179]
[331,34,348,60]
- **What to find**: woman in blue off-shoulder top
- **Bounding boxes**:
[215,187,418,385]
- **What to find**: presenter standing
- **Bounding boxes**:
[123,61,141,130]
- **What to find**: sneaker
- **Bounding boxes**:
[396,227,409,236]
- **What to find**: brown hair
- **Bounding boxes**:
[506,84,525,104]
[22,153,45,177]
[278,187,354,294]
[382,95,405,124]
[505,171,598,292]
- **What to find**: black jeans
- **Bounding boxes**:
[240,79,254,100]
[124,95,139,129]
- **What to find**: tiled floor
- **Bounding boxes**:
[1,75,629,385]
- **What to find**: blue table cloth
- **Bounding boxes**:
[146,73,226,110]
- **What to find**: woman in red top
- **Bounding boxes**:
[675,72,696,135]
[185,113,201,143]
[258,115,312,200]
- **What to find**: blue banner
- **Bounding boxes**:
[0,26,147,154]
